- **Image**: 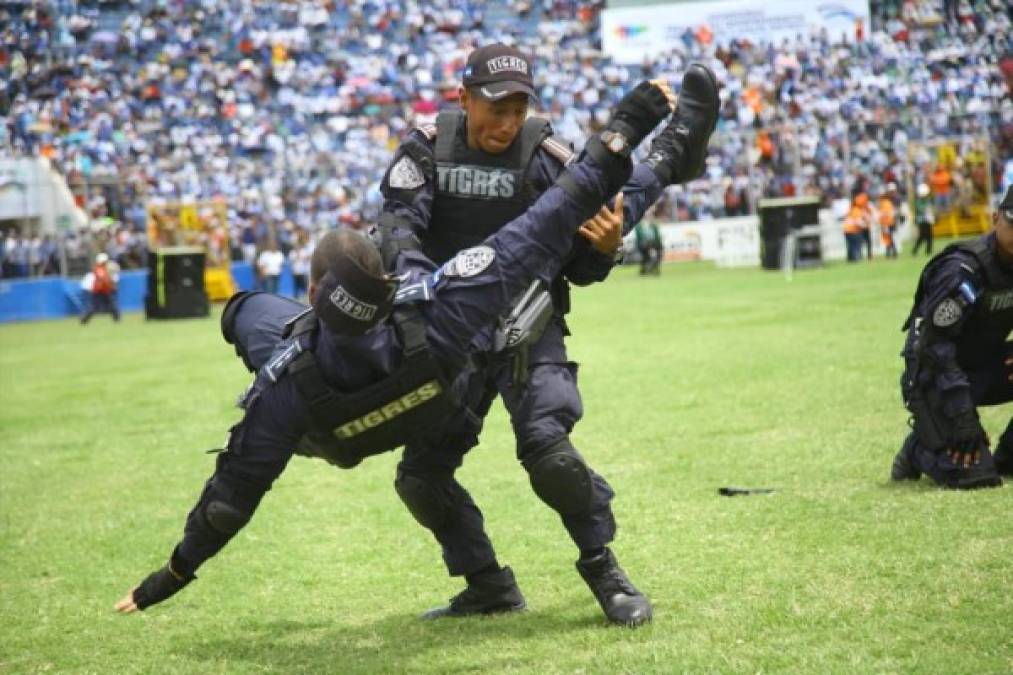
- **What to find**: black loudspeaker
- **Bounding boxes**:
[145,247,210,319]
[757,197,821,270]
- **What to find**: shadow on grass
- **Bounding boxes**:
[188,597,609,672]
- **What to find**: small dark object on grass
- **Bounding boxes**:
[718,487,777,496]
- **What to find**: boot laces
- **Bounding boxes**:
[587,560,637,598]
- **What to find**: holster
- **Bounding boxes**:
[493,280,555,386]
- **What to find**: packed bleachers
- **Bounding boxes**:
[1,0,1010,277]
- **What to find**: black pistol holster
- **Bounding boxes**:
[493,280,555,386]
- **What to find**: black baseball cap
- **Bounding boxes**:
[462,44,536,101]
[312,254,398,336]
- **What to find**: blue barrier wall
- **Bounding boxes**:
[0,262,295,323]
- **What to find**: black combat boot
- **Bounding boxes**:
[942,458,1003,490]
[644,63,720,186]
[421,566,526,619]
[576,548,653,627]
[890,433,922,481]
[995,448,1013,477]
[993,420,1013,476]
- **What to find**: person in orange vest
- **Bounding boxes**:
[856,192,875,260]
[929,164,952,215]
[81,252,120,323]
[878,183,898,258]
[843,193,872,261]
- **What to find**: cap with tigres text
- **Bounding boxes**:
[462,44,536,101]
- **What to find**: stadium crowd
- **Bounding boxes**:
[1,0,1011,279]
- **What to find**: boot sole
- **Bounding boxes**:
[421,600,527,620]
[945,474,1003,490]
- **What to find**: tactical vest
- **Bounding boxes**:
[907,235,1013,348]
[281,306,457,468]
[419,111,573,265]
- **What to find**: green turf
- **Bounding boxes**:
[1,256,1010,674]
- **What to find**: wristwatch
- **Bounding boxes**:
[610,242,625,264]
[599,130,631,157]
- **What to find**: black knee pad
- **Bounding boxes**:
[394,470,452,531]
[523,438,593,517]
[203,499,252,535]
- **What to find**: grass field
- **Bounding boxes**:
[1,255,1011,674]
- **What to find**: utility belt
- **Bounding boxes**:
[280,307,457,468]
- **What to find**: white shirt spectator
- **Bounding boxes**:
[257,249,285,277]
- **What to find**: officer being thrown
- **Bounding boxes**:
[890,184,1013,489]
[375,44,720,627]
[114,78,696,614]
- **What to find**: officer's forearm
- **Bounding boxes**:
[174,471,267,578]
[493,152,630,290]
[922,340,974,417]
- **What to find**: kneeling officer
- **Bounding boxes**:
[891,185,1013,488]
[114,79,680,613]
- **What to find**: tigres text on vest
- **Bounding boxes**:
[333,380,443,439]
[436,165,516,198]
[988,290,1013,312]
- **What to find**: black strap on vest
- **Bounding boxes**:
[433,111,550,170]
[434,111,458,164]
[519,117,549,165]
[962,236,1012,288]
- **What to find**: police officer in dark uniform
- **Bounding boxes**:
[114,79,698,613]
[891,184,1013,489]
[375,44,720,627]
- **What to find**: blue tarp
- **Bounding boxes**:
[0,262,296,323]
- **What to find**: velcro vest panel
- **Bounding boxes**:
[286,308,456,465]
[425,111,549,265]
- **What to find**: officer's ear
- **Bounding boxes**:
[459,86,470,112]
[307,281,317,305]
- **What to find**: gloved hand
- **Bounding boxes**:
[946,409,987,468]
[606,80,677,149]
[115,558,194,613]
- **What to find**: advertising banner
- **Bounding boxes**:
[602,0,870,64]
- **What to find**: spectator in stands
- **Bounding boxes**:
[1,0,1009,249]
[878,183,899,259]
[288,230,313,301]
[844,193,873,262]
[912,182,936,255]
[635,215,664,275]
[80,252,120,323]
[929,163,954,216]
[256,238,284,294]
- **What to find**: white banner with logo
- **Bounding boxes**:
[602,0,870,64]
[651,216,760,267]
[633,210,856,268]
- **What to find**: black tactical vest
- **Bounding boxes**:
[283,307,456,468]
[908,235,1013,354]
[424,111,551,265]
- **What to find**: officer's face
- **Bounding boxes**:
[995,207,1013,263]
[460,88,529,155]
